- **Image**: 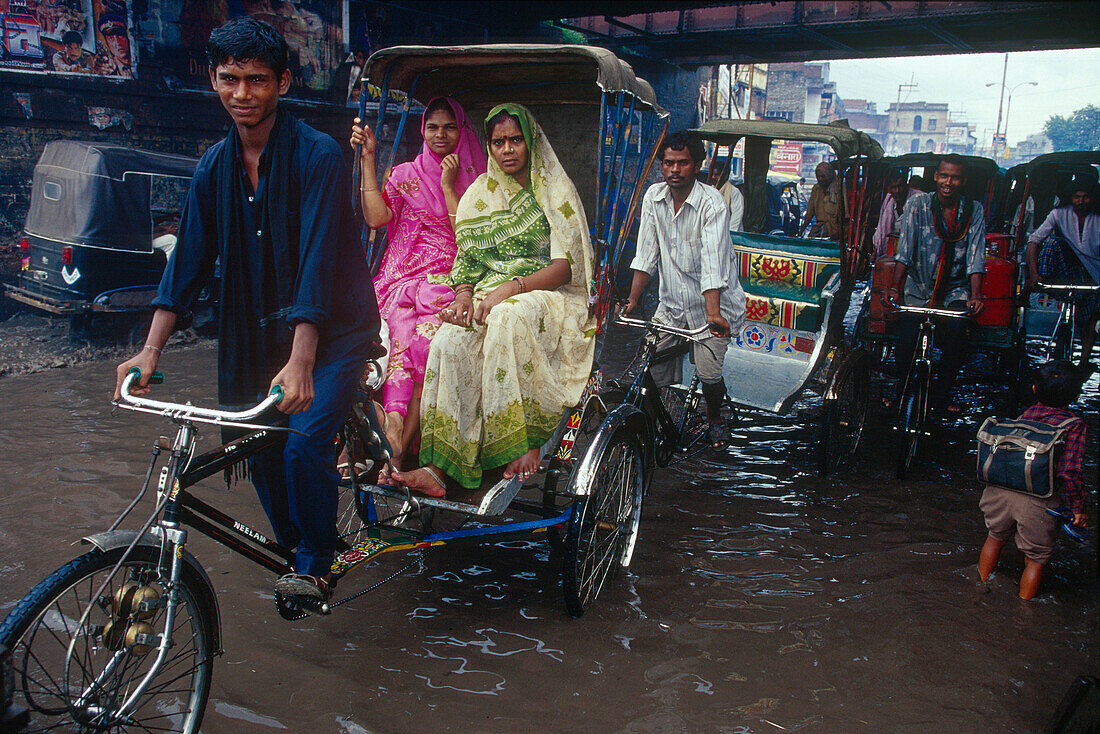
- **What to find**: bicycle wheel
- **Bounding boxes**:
[1051,316,1073,361]
[816,358,870,477]
[0,545,216,733]
[561,427,645,617]
[895,367,929,479]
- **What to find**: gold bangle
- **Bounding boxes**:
[360,187,377,192]
[143,344,162,354]
[513,276,525,294]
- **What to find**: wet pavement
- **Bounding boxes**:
[0,326,1096,733]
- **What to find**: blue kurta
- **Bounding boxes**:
[153,113,378,404]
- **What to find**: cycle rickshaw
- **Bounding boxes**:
[1005,151,1100,362]
[669,119,883,476]
[855,153,1026,477]
[0,44,669,733]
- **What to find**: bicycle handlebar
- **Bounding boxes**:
[116,368,284,423]
[1035,282,1100,294]
[614,312,715,340]
[891,303,971,319]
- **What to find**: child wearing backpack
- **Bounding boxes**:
[977,360,1088,600]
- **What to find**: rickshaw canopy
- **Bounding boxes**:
[26,141,198,253]
[690,118,884,160]
[884,152,1001,180]
[361,44,665,113]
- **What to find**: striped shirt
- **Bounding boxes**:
[631,180,746,330]
[1019,403,1088,515]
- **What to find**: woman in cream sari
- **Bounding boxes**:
[393,103,596,496]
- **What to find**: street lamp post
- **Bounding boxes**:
[1003,81,1038,147]
[985,79,1037,157]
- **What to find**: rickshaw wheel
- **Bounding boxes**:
[817,356,870,477]
[561,427,644,617]
[895,366,929,479]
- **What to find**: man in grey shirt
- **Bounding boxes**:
[889,154,985,412]
[624,131,746,447]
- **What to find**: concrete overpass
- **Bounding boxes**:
[407,1,1098,66]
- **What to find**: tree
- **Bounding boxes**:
[1043,105,1100,151]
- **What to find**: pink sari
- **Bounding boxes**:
[374,98,486,417]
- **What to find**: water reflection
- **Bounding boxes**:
[0,327,1095,731]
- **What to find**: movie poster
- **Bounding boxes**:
[0,0,135,77]
[154,0,344,98]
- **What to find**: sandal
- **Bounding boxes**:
[338,460,373,482]
[274,573,331,602]
[707,421,730,450]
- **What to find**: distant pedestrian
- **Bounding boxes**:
[977,360,1087,600]
[799,161,842,240]
[872,168,910,259]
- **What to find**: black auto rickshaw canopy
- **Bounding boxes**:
[1004,150,1100,233]
[878,152,1005,230]
[26,140,198,253]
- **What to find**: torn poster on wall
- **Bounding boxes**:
[0,1,135,78]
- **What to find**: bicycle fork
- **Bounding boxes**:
[66,424,197,726]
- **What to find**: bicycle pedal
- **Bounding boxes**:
[294,596,332,616]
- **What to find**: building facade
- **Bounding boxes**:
[884,101,949,156]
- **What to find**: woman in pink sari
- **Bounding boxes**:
[350,98,486,473]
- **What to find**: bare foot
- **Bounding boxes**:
[390,466,447,498]
[502,448,540,481]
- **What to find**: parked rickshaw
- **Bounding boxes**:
[686,119,883,475]
[1005,151,1100,361]
[0,45,669,733]
[5,141,202,328]
[855,153,1025,477]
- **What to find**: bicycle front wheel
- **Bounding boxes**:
[561,426,645,617]
[896,367,929,479]
[0,545,216,733]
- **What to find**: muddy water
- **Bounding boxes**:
[0,331,1096,733]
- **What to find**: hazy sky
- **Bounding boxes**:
[824,48,1100,147]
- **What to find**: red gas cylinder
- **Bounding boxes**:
[975,253,1016,327]
[868,255,899,334]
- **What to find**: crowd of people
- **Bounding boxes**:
[110,16,1091,605]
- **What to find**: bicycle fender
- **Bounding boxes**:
[81,529,222,652]
[567,404,649,496]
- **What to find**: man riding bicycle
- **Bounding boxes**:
[114,18,379,603]
[1025,175,1100,370]
[887,155,985,413]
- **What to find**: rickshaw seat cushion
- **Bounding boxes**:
[742,286,826,332]
[733,234,841,294]
[732,232,842,332]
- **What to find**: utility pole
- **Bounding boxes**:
[993,53,1008,154]
[893,75,917,155]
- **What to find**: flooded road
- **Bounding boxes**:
[0,328,1096,733]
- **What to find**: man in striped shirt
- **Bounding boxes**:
[624,131,746,448]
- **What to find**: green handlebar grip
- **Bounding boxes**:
[270,384,284,403]
[127,367,165,384]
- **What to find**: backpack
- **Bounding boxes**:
[976,415,1080,498]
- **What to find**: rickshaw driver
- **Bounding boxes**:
[114,17,379,604]
[1024,176,1100,370]
[623,131,746,449]
[887,155,985,413]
